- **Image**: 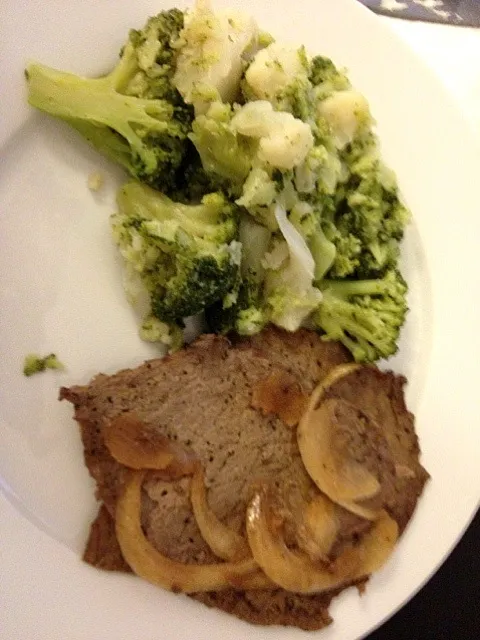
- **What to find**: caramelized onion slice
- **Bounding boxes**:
[304,363,361,414]
[191,466,250,561]
[357,509,399,576]
[298,398,380,507]
[104,413,197,476]
[246,485,361,593]
[116,470,272,593]
[334,499,380,522]
[246,485,398,594]
[296,493,339,561]
[251,370,308,427]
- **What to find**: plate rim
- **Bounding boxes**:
[1,1,480,639]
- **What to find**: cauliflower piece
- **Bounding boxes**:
[261,238,289,271]
[318,90,371,149]
[231,101,314,170]
[236,167,277,209]
[245,43,309,102]
[264,205,322,331]
[173,0,258,113]
[274,204,316,289]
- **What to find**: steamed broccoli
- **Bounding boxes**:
[206,275,267,336]
[205,215,271,335]
[23,353,64,377]
[189,103,254,189]
[209,208,322,335]
[112,181,240,334]
[309,55,350,100]
[26,9,192,193]
[169,151,226,203]
[323,133,409,278]
[24,1,411,364]
[313,269,408,362]
[139,316,184,350]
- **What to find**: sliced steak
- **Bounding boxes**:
[59,328,428,630]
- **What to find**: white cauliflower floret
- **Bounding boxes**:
[231,101,314,170]
[236,167,277,209]
[245,43,309,102]
[262,238,289,271]
[264,205,322,331]
[173,0,258,113]
[318,90,371,149]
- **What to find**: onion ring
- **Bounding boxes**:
[104,412,197,476]
[298,398,380,506]
[246,485,397,594]
[116,470,272,593]
[190,466,250,561]
[296,493,339,561]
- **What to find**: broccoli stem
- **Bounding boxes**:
[320,276,389,298]
[65,118,133,172]
[310,227,336,281]
[26,60,173,160]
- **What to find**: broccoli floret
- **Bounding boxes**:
[150,249,240,322]
[23,353,64,377]
[170,151,226,203]
[139,316,184,352]
[276,78,314,123]
[26,9,193,194]
[313,269,408,362]
[112,181,241,329]
[190,103,254,189]
[126,10,185,101]
[309,55,350,100]
[300,132,409,280]
[322,214,363,278]
[205,274,267,336]
[205,214,272,335]
[236,169,280,230]
[330,138,409,277]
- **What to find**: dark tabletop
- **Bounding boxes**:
[359,1,480,27]
[366,508,479,639]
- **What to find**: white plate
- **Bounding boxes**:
[1,0,479,638]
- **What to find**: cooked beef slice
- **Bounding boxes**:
[60,328,428,629]
[83,500,365,632]
[242,327,352,391]
[61,334,330,565]
[83,504,132,573]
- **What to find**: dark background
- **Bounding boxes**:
[359,0,480,27]
[367,509,479,639]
